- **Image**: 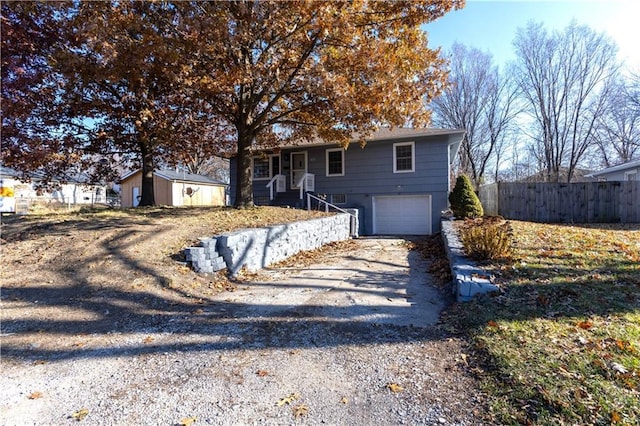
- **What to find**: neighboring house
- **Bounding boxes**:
[0,166,108,212]
[585,159,640,182]
[229,128,465,235]
[120,169,227,208]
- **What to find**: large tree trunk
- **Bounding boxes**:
[139,147,155,206]
[234,130,254,209]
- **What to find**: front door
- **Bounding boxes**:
[290,152,307,189]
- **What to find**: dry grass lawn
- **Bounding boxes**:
[444,221,640,425]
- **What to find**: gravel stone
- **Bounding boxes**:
[1,238,488,425]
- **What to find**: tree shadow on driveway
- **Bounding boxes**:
[1,231,452,363]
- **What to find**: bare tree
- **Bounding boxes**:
[180,155,230,184]
[512,21,619,182]
[496,142,541,182]
[629,72,640,109]
[593,77,640,166]
[432,43,519,188]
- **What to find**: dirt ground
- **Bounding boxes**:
[0,207,333,354]
[0,207,487,425]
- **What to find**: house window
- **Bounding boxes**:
[625,171,638,181]
[331,194,346,204]
[253,157,269,180]
[393,142,415,173]
[326,148,345,176]
[252,154,281,181]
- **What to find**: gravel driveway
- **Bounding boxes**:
[1,238,486,425]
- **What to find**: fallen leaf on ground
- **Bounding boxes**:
[611,411,622,423]
[487,320,499,328]
[256,370,269,377]
[292,404,309,418]
[386,383,404,393]
[557,366,572,378]
[573,387,588,400]
[143,336,154,344]
[27,392,43,400]
[457,353,469,366]
[179,417,197,426]
[615,339,634,352]
[277,393,300,406]
[340,397,349,404]
[610,362,628,374]
[577,320,593,330]
[71,408,89,421]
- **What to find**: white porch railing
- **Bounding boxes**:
[265,174,287,200]
[306,192,358,237]
[296,173,315,200]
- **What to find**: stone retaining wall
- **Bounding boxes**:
[441,220,499,302]
[186,213,353,276]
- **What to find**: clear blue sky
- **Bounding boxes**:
[424,0,640,72]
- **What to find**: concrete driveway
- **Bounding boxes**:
[224,237,448,328]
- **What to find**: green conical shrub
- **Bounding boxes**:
[449,175,484,219]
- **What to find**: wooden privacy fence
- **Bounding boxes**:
[479,181,640,223]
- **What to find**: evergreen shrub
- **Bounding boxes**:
[449,175,483,219]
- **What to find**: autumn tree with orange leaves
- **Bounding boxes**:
[56,2,226,206]
[2,1,463,207]
[2,2,223,205]
[1,3,72,183]
[178,1,463,207]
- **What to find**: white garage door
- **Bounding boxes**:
[373,195,432,235]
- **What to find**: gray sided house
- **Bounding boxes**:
[230,128,464,235]
[586,159,640,182]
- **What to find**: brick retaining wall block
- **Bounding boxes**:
[184,213,354,276]
[441,220,499,302]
